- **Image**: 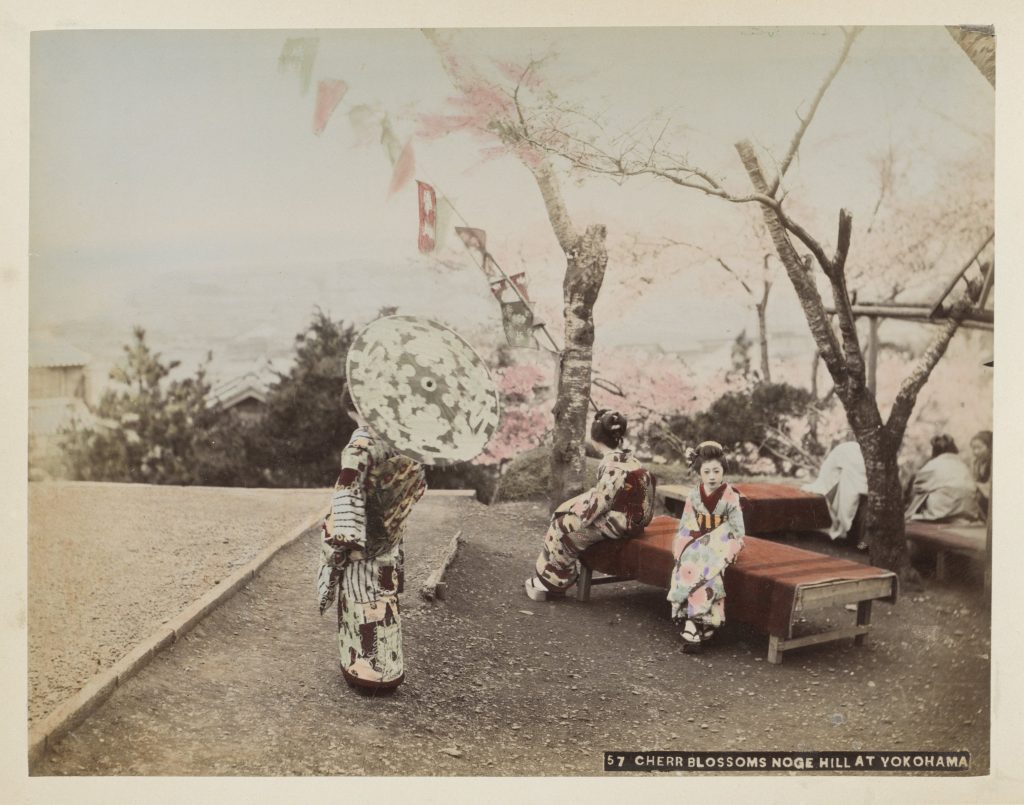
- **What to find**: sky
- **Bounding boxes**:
[29,26,993,387]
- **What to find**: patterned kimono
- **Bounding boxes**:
[534,448,656,592]
[317,427,426,690]
[667,482,745,628]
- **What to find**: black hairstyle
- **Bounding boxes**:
[687,440,726,473]
[590,409,628,449]
[930,433,958,458]
[971,430,993,452]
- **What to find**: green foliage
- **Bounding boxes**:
[61,327,218,484]
[665,382,816,475]
[248,309,357,487]
[61,311,358,488]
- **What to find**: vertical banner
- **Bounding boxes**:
[501,301,538,348]
[278,38,319,95]
[509,272,530,301]
[313,79,349,135]
[417,181,437,253]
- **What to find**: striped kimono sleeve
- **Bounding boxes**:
[317,432,373,614]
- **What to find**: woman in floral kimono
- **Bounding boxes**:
[525,409,656,601]
[667,440,745,653]
[317,389,426,693]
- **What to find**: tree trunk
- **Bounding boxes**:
[858,419,909,573]
[549,224,608,507]
[756,292,771,383]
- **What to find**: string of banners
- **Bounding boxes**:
[281,38,554,353]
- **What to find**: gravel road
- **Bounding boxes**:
[28,481,330,725]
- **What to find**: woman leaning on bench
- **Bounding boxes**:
[667,441,746,653]
[525,409,657,601]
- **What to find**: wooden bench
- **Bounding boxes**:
[578,515,898,664]
[659,482,832,533]
[904,520,986,581]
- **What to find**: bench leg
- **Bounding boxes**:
[767,635,783,664]
[854,600,873,646]
[935,551,948,582]
[576,565,592,602]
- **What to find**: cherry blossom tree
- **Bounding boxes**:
[499,27,992,573]
[421,30,611,507]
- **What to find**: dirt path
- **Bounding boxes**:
[32,498,990,777]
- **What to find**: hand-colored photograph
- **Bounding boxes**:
[25,24,997,786]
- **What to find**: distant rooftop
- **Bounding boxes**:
[29,336,92,369]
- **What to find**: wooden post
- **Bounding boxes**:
[854,600,873,646]
[576,565,593,602]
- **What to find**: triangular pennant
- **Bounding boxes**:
[388,139,416,197]
[482,254,501,281]
[501,300,538,348]
[456,227,487,255]
[278,38,319,95]
[313,79,349,135]
[417,181,437,253]
[380,115,403,166]
[490,279,508,301]
[509,272,530,302]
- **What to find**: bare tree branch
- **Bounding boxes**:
[770,27,863,194]
[885,279,983,440]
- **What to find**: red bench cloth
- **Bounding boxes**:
[733,483,832,534]
[581,516,897,636]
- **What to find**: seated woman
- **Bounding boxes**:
[970,430,992,521]
[666,441,745,653]
[525,409,656,601]
[905,433,980,522]
[802,438,867,542]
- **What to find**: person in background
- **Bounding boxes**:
[316,387,427,694]
[666,441,746,653]
[970,430,992,521]
[803,437,867,543]
[905,433,979,523]
[525,409,656,601]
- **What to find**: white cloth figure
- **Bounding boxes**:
[905,452,979,522]
[803,441,867,540]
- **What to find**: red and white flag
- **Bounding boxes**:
[417,181,437,253]
[490,279,508,301]
[509,272,530,301]
[313,79,348,135]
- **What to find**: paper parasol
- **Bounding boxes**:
[345,316,501,466]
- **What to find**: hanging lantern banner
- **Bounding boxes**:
[417,181,437,253]
[501,301,538,349]
[278,38,319,95]
[313,79,349,135]
[490,279,508,301]
[509,272,530,301]
[455,226,487,258]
